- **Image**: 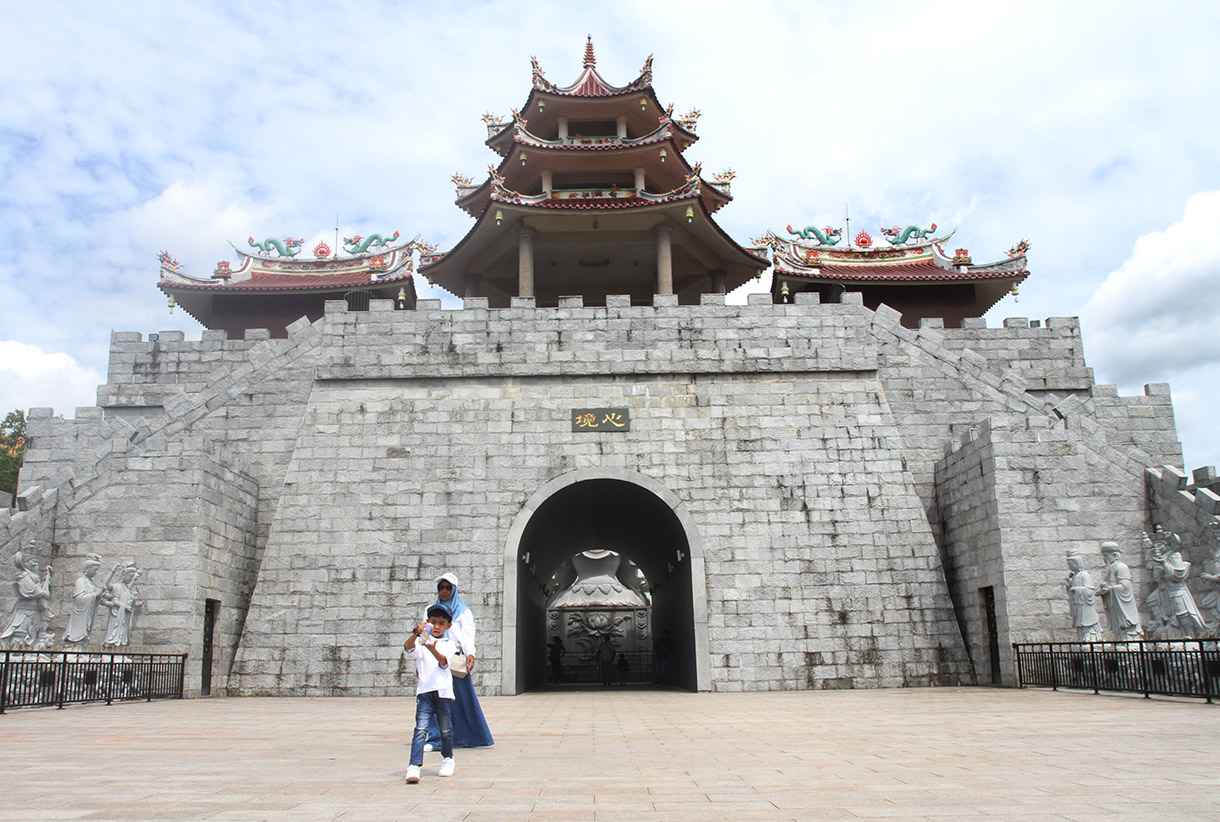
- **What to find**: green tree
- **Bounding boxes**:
[1,409,26,502]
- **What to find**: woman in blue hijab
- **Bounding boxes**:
[425,573,494,749]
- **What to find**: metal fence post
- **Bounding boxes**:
[1139,640,1150,699]
[0,649,8,715]
[56,651,68,710]
[1202,639,1212,705]
[1088,641,1100,695]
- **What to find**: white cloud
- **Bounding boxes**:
[1,0,1220,468]
[1082,190,1220,381]
[0,342,104,417]
[1168,374,1220,473]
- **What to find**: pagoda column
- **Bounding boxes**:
[518,225,536,297]
[616,116,627,138]
[541,169,553,194]
[655,224,673,295]
[709,269,726,294]
[557,117,568,140]
[634,168,645,194]
[464,272,481,299]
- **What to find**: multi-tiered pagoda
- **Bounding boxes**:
[419,38,768,306]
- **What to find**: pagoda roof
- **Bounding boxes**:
[531,37,654,98]
[159,237,418,291]
[765,227,1030,315]
[156,237,421,329]
[488,118,697,157]
[419,194,766,304]
[451,160,733,223]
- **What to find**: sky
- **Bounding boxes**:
[1,1,1218,470]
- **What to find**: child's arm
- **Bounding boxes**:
[426,639,449,669]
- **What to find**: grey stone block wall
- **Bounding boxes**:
[1146,465,1220,571]
[1089,383,1183,467]
[936,414,1155,683]
[228,298,973,695]
[934,421,1007,683]
[0,297,1188,697]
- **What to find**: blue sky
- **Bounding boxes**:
[2,1,1219,470]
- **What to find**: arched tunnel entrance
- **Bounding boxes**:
[502,472,709,694]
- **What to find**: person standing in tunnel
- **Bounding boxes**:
[653,629,672,685]
[597,633,615,686]
[548,635,566,683]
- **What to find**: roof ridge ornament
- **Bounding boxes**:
[880,223,937,246]
[248,237,303,257]
[676,108,701,132]
[786,225,843,246]
[530,56,558,92]
[343,231,401,255]
[583,35,596,68]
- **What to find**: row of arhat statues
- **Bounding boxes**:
[1065,525,1220,641]
[1,543,144,650]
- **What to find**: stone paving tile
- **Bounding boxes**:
[1,688,1219,821]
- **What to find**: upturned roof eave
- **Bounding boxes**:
[773,260,1030,284]
[420,196,767,292]
[157,267,415,294]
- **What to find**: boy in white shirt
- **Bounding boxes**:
[403,604,457,783]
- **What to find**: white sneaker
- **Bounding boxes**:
[405,765,421,784]
[438,757,455,777]
[423,743,434,753]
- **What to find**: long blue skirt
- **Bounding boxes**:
[427,673,494,747]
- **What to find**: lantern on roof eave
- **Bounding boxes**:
[521,152,528,166]
[495,209,504,226]
[659,148,667,163]
[396,287,407,310]
[685,205,694,223]
[167,295,176,314]
[640,97,647,110]
[538,99,545,112]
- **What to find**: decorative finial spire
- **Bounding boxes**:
[583,35,596,68]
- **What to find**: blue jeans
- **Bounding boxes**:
[410,691,453,765]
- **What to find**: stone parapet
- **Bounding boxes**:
[315,297,879,380]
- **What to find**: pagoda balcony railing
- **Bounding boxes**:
[493,179,700,207]
[548,186,639,201]
[515,125,674,150]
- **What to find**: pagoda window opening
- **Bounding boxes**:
[566,119,619,140]
[551,171,636,195]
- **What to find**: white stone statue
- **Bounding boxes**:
[1143,526,1205,637]
[1064,550,1101,641]
[1195,526,1220,629]
[64,555,118,645]
[549,550,647,608]
[1097,542,1141,640]
[1,545,54,647]
[101,563,143,646]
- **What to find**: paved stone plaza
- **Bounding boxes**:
[2,687,1218,821]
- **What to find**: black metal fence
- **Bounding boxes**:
[1013,639,1220,702]
[545,649,654,685]
[0,649,187,713]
